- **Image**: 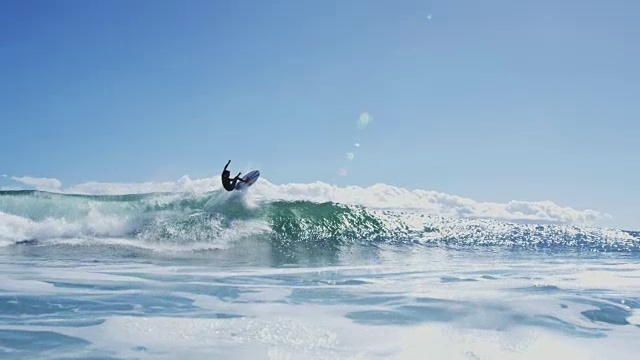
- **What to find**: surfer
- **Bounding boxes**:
[221,160,247,191]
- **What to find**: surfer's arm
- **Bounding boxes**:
[234,173,247,182]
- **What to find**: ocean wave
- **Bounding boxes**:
[0,189,637,252]
[4,175,606,224]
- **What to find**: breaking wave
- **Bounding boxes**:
[0,189,638,253]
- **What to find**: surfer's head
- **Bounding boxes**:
[222,169,230,179]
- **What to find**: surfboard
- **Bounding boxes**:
[234,170,260,191]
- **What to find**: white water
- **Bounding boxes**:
[0,246,638,359]
[4,175,605,224]
[1,178,638,359]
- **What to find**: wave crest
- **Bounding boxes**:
[0,190,637,252]
[3,175,606,224]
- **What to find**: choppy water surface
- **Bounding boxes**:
[1,190,639,359]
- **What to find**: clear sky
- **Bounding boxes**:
[1,0,638,229]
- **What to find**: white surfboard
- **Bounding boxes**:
[234,170,260,191]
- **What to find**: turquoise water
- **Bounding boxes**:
[1,190,639,359]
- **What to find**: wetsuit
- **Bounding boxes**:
[221,160,244,191]
[221,171,238,191]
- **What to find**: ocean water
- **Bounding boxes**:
[1,186,639,359]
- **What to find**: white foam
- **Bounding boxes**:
[0,279,56,293]
[70,315,340,360]
[569,267,640,290]
[5,174,606,225]
[628,309,640,326]
[11,176,62,191]
[2,246,639,359]
[392,324,610,360]
[251,181,604,224]
[131,218,271,252]
[0,211,136,244]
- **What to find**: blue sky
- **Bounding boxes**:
[1,0,638,229]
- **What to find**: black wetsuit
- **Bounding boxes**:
[221,160,245,191]
[221,172,237,191]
